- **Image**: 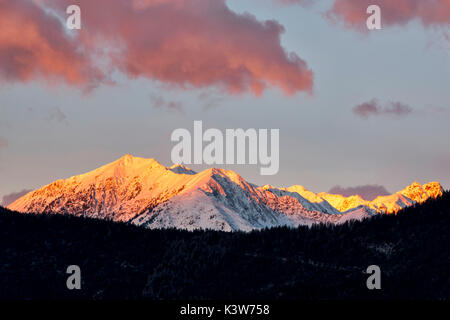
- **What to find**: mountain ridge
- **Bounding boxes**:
[8,154,443,231]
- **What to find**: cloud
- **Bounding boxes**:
[0,136,7,149]
[45,106,68,124]
[1,189,32,207]
[353,99,413,119]
[328,0,450,31]
[150,94,184,113]
[0,0,105,89]
[329,184,390,201]
[35,0,313,96]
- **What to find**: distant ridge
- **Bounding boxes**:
[8,154,443,231]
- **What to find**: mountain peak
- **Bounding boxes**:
[115,154,157,165]
[122,153,134,159]
[287,185,308,192]
[407,181,422,189]
[423,181,443,199]
[73,155,166,185]
[390,181,443,207]
[111,154,165,170]
[119,153,138,162]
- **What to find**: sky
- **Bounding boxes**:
[0,0,449,202]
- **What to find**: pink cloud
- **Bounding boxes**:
[28,0,313,95]
[328,0,450,30]
[0,0,105,89]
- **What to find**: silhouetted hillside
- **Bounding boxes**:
[0,192,449,300]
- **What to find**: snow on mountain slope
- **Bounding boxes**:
[7,155,444,231]
[280,185,342,214]
[336,206,377,224]
[131,168,297,231]
[8,155,202,221]
[282,182,443,215]
[7,155,325,230]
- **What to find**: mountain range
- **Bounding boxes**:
[7,154,443,231]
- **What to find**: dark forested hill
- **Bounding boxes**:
[0,192,449,300]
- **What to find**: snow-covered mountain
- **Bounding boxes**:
[7,155,443,231]
[286,181,443,214]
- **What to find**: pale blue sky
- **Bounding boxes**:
[1,0,449,199]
